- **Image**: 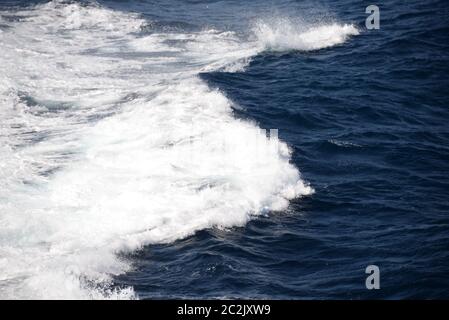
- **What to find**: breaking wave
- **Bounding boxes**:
[0,0,358,299]
[253,17,359,51]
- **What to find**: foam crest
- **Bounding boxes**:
[253,18,359,51]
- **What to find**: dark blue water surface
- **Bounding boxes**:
[113,0,449,299]
[3,0,449,299]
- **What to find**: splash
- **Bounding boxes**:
[253,18,359,51]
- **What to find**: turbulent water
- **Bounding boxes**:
[0,0,448,299]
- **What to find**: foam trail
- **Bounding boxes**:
[0,0,359,299]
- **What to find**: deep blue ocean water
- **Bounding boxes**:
[113,0,449,299]
[1,0,448,299]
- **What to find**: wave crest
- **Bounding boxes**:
[253,18,359,51]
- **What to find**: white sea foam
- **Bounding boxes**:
[0,0,359,299]
[253,18,359,51]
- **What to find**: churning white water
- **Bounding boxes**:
[0,0,358,299]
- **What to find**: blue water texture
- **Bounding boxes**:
[113,0,449,299]
[3,0,449,299]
